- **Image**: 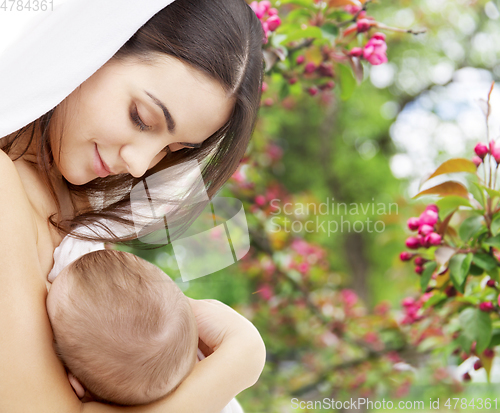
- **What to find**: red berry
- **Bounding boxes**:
[463,372,471,382]
[407,217,420,231]
[288,77,298,85]
[445,285,457,297]
[400,252,413,261]
[474,143,489,159]
[414,257,426,266]
[296,55,305,64]
[307,87,318,96]
[356,18,373,33]
[304,62,316,74]
[474,359,483,370]
[483,348,495,358]
[487,279,496,288]
[425,232,442,246]
[479,301,494,312]
[405,237,420,249]
[415,265,424,275]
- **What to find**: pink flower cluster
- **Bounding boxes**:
[401,297,423,324]
[349,33,388,65]
[402,205,442,251]
[472,141,500,167]
[249,1,281,44]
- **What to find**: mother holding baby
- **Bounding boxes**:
[0,0,266,412]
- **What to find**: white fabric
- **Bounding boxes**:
[0,0,176,138]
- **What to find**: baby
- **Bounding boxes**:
[46,248,199,406]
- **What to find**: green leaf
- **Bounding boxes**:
[484,187,500,200]
[338,64,356,101]
[458,216,484,242]
[436,196,471,214]
[472,253,498,272]
[484,234,500,249]
[487,266,499,282]
[471,182,487,208]
[491,215,500,236]
[449,253,472,293]
[459,308,492,354]
[469,263,484,276]
[488,329,500,348]
[422,292,447,309]
[285,26,324,43]
[426,158,477,182]
[320,23,339,39]
[456,332,474,353]
[421,261,437,292]
[414,181,469,199]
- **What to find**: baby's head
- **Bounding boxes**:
[46,249,198,405]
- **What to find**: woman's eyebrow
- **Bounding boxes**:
[144,90,176,134]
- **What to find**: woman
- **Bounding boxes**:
[0,0,266,411]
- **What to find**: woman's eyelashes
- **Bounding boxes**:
[130,105,151,132]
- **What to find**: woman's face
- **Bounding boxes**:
[51,54,235,185]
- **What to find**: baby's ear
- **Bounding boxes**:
[68,372,86,399]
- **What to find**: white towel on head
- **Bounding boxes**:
[0,0,176,138]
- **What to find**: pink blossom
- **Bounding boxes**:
[425,232,442,246]
[349,47,364,57]
[405,236,420,249]
[407,217,420,231]
[356,18,373,33]
[257,284,273,301]
[415,265,423,275]
[249,1,265,19]
[297,262,309,274]
[255,195,266,206]
[475,143,489,158]
[304,62,316,74]
[472,156,482,167]
[266,15,281,32]
[341,289,358,307]
[479,301,494,312]
[363,37,388,65]
[259,0,271,12]
[370,32,386,41]
[261,81,268,93]
[425,204,439,213]
[400,251,413,261]
[491,141,500,163]
[296,55,305,64]
[268,7,278,16]
[344,5,362,15]
[419,210,438,226]
[418,224,434,236]
[414,256,426,266]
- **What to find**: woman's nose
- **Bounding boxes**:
[120,144,160,178]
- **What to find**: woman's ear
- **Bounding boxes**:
[68,372,86,399]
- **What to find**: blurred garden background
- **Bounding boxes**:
[121,0,500,411]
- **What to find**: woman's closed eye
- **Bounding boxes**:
[130,105,151,132]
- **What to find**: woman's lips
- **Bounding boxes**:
[93,144,111,178]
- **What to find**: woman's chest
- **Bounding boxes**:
[12,159,66,285]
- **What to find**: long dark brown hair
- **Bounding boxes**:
[1,0,264,245]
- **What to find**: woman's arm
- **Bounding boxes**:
[0,150,265,413]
